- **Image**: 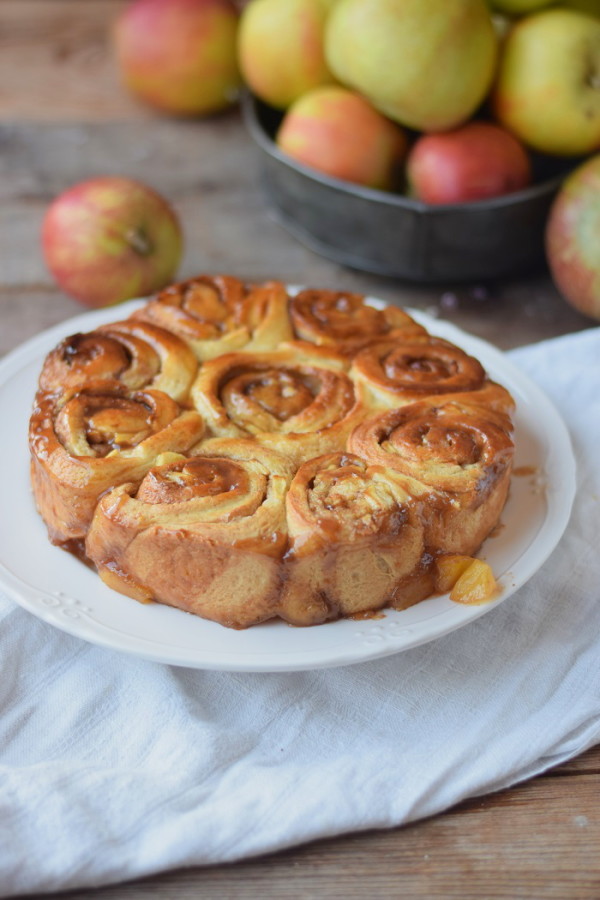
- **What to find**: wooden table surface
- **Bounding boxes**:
[1,3,598,898]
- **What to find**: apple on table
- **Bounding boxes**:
[546,154,600,321]
[42,177,183,309]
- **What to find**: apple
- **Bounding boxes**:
[406,121,531,204]
[238,0,335,110]
[545,154,600,320]
[492,9,600,156]
[42,177,183,308]
[325,0,498,132]
[276,86,407,190]
[114,0,241,116]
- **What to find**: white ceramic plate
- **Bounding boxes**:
[0,298,576,672]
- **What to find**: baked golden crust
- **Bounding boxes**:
[289,288,426,355]
[348,400,514,555]
[29,386,204,545]
[191,345,364,468]
[39,319,198,405]
[85,440,289,629]
[351,335,515,414]
[132,274,293,360]
[279,452,426,625]
[30,277,516,629]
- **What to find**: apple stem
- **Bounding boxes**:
[125,228,152,256]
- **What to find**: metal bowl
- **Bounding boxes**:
[243,92,577,283]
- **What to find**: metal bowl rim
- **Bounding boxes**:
[242,91,568,216]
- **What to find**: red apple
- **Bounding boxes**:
[406,121,532,204]
[546,154,600,320]
[42,177,183,308]
[114,0,241,116]
[276,86,407,190]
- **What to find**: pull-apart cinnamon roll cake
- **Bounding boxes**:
[30,276,515,629]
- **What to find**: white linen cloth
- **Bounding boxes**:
[1,327,599,897]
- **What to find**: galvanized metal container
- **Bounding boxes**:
[243,93,576,284]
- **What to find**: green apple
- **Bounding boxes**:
[493,9,600,156]
[238,0,335,109]
[546,154,600,320]
[324,0,498,132]
[42,177,183,308]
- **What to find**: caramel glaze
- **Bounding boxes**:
[289,289,427,355]
[61,412,510,628]
[31,276,516,630]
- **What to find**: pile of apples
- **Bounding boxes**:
[238,0,600,205]
[42,0,600,319]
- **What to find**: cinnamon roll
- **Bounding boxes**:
[351,335,514,414]
[279,452,427,625]
[85,440,289,629]
[348,400,514,554]
[132,274,293,360]
[290,288,426,355]
[30,386,204,547]
[39,319,198,405]
[29,272,517,630]
[192,346,363,467]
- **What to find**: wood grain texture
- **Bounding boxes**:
[3,3,599,898]
[0,0,141,121]
[0,115,593,354]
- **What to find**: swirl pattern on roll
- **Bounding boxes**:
[30,273,517,628]
[279,452,427,625]
[29,386,204,546]
[289,289,426,355]
[132,274,293,360]
[85,439,289,629]
[39,319,198,405]
[348,400,514,554]
[351,335,514,414]
[192,347,363,466]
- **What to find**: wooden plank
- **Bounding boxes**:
[551,744,600,775]
[40,752,600,899]
[0,0,146,121]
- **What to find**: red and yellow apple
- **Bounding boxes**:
[276,86,408,190]
[114,0,241,116]
[492,9,600,156]
[238,0,335,110]
[42,177,183,308]
[325,0,498,132]
[545,154,600,320]
[407,121,531,204]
